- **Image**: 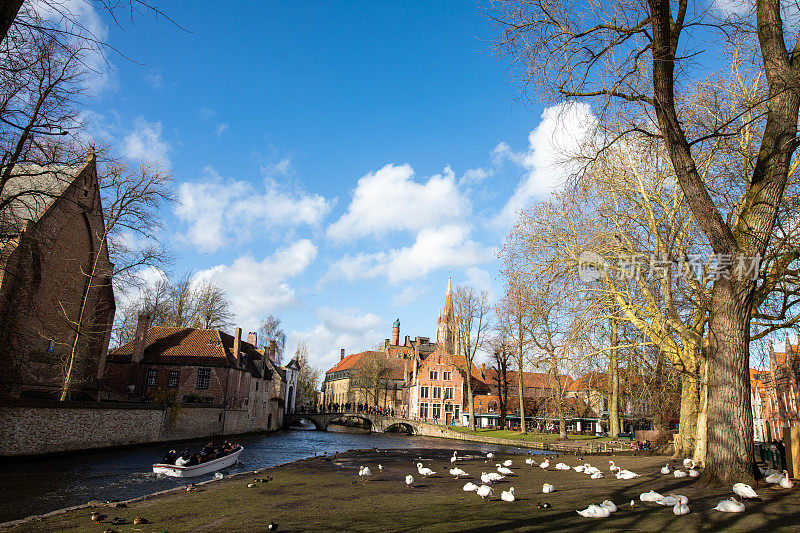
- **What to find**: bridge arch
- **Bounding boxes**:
[383,422,415,435]
[327,414,374,431]
[287,415,325,430]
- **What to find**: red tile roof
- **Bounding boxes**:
[325,351,406,380]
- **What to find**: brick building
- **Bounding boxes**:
[763,337,800,441]
[0,156,115,400]
[103,319,296,431]
[320,349,405,411]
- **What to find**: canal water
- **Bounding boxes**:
[0,427,542,523]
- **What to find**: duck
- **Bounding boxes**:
[608,460,619,473]
[268,523,278,531]
[91,512,107,523]
[539,459,550,469]
[661,463,671,475]
[591,471,604,479]
[463,481,479,491]
[358,466,372,480]
[496,464,514,475]
[576,504,611,518]
[416,463,435,477]
[501,487,516,502]
[780,471,794,489]
[600,500,617,512]
[503,459,513,467]
[405,474,414,487]
[555,462,570,470]
[132,518,148,525]
[542,483,554,493]
[477,485,493,500]
[378,464,383,471]
[673,502,690,515]
[733,483,759,499]
[713,497,745,512]
[639,490,663,502]
[449,467,468,478]
[525,457,537,466]
[673,469,688,478]
[616,469,640,479]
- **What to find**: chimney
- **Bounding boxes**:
[247,331,257,347]
[233,327,242,367]
[340,348,346,361]
[392,318,400,345]
[131,314,150,364]
[269,340,276,361]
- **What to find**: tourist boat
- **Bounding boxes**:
[152,446,244,478]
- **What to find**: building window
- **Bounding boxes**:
[146,369,157,386]
[444,387,453,400]
[444,403,453,412]
[197,368,211,390]
[443,371,452,381]
[420,386,429,398]
[432,403,441,420]
[420,403,429,419]
[433,386,442,399]
[454,405,460,419]
[167,370,179,388]
[429,370,438,380]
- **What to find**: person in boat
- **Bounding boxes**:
[175,450,192,467]
[161,449,177,464]
[201,442,217,461]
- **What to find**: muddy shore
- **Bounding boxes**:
[5,448,799,532]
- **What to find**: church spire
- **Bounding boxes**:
[444,272,453,313]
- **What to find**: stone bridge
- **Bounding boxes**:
[284,412,423,434]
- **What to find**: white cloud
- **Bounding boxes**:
[215,123,229,137]
[465,266,496,301]
[123,117,171,164]
[493,102,596,228]
[113,265,169,312]
[460,167,491,185]
[327,164,471,241]
[174,167,333,253]
[391,286,427,307]
[326,225,492,284]
[145,71,164,89]
[288,308,384,371]
[193,240,317,330]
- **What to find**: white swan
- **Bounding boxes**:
[539,459,550,469]
[713,497,745,512]
[765,470,783,483]
[616,469,640,479]
[542,483,554,493]
[486,472,505,483]
[780,471,794,489]
[674,469,688,478]
[416,463,435,477]
[477,484,493,500]
[503,459,513,467]
[689,469,700,477]
[481,472,492,484]
[449,467,468,478]
[661,464,671,475]
[574,464,586,473]
[463,481,479,492]
[683,458,695,469]
[486,452,495,459]
[496,464,514,476]
[405,474,414,487]
[658,495,679,506]
[608,461,619,473]
[451,451,458,464]
[600,500,617,512]
[501,487,516,502]
[639,490,663,502]
[378,464,383,471]
[673,502,690,515]
[733,483,759,499]
[525,457,537,466]
[584,466,601,476]
[555,462,570,470]
[358,466,372,480]
[591,471,604,479]
[576,504,611,518]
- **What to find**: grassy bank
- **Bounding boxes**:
[6,449,799,532]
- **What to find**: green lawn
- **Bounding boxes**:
[448,427,613,442]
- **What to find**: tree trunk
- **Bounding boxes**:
[518,365,526,434]
[703,279,755,484]
[694,354,709,466]
[0,0,23,47]
[674,370,699,458]
[467,371,476,431]
[609,315,621,436]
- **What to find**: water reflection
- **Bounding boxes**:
[0,429,543,523]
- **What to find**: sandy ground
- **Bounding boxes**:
[5,449,800,532]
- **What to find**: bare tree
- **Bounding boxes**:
[489,339,513,429]
[351,352,396,408]
[258,315,286,365]
[497,275,533,433]
[453,285,491,431]
[492,0,800,483]
[192,280,233,330]
[293,341,321,408]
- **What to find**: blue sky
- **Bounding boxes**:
[76,2,597,371]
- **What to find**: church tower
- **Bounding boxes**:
[436,275,459,355]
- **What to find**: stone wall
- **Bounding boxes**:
[0,402,273,457]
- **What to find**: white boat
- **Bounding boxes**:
[152,446,243,478]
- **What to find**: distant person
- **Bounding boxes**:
[162,449,177,464]
[175,450,191,467]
